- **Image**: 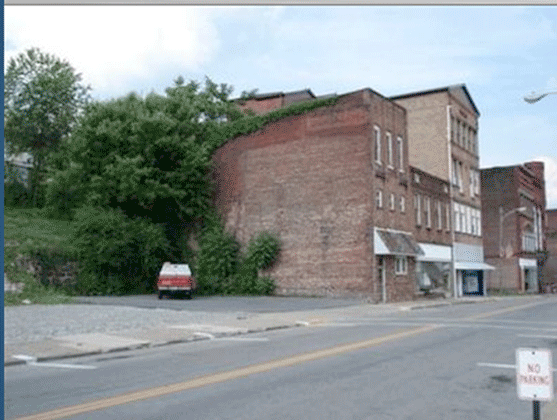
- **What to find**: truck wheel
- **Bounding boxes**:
[158,291,163,299]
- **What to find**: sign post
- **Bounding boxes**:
[516,348,554,420]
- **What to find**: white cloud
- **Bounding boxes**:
[5,6,220,98]
[533,156,557,209]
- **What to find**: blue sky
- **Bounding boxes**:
[5,6,557,207]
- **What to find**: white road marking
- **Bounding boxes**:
[193,332,215,339]
[216,337,269,342]
[478,362,557,372]
[478,362,516,369]
[295,321,310,326]
[517,334,557,339]
[12,355,96,369]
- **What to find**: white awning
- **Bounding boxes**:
[519,258,537,268]
[455,262,495,271]
[417,243,452,262]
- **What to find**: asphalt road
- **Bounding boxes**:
[73,295,366,313]
[5,297,557,420]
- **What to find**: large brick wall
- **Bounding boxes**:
[212,89,415,300]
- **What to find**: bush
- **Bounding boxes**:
[195,223,241,295]
[72,206,170,295]
[44,165,87,220]
[4,181,30,207]
[245,231,281,271]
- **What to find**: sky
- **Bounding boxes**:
[5,5,557,208]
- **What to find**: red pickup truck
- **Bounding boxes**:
[157,262,196,299]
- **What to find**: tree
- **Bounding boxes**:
[47,77,243,260]
[4,47,91,207]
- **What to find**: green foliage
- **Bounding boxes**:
[4,206,78,305]
[4,180,30,208]
[205,95,338,155]
[44,163,88,220]
[195,221,280,295]
[4,47,91,207]
[245,231,281,271]
[195,221,241,295]
[72,206,170,295]
[29,247,78,289]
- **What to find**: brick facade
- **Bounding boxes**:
[481,162,546,293]
[543,209,557,291]
[212,89,416,301]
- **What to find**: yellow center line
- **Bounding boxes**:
[464,299,549,321]
[15,325,437,420]
[15,298,553,420]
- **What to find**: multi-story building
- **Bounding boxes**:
[410,166,453,296]
[480,162,547,293]
[543,209,557,292]
[212,88,421,302]
[391,84,492,297]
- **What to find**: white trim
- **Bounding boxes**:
[518,258,537,268]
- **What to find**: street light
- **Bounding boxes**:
[524,90,557,104]
[499,206,527,258]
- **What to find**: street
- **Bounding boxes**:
[5,297,557,420]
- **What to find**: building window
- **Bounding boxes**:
[395,256,407,274]
[475,170,480,196]
[446,203,451,232]
[437,200,443,231]
[451,116,456,143]
[387,132,393,168]
[415,194,421,226]
[456,119,461,145]
[454,202,460,232]
[400,195,406,213]
[469,170,474,197]
[477,209,482,237]
[397,136,404,172]
[390,193,395,211]
[376,189,383,209]
[425,197,431,229]
[374,126,381,164]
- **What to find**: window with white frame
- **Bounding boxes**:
[390,193,395,211]
[376,189,383,209]
[461,205,467,233]
[387,132,393,168]
[454,202,460,232]
[415,194,421,225]
[425,197,431,228]
[451,116,456,143]
[466,206,471,234]
[397,136,404,172]
[437,200,443,230]
[374,126,381,164]
[395,256,407,274]
[469,170,474,197]
[400,195,406,213]
[475,170,480,196]
[446,203,451,232]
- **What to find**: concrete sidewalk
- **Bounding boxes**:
[4,296,498,366]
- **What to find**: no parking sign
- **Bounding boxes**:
[516,348,554,401]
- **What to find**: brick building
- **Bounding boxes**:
[543,209,557,292]
[410,166,453,296]
[480,162,547,293]
[391,85,492,297]
[212,89,421,302]
[237,89,317,115]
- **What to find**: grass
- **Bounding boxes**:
[4,206,77,306]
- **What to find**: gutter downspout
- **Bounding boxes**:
[447,104,458,298]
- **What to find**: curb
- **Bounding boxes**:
[4,323,302,367]
[3,296,528,367]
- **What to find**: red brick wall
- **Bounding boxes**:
[238,96,284,115]
[212,89,415,301]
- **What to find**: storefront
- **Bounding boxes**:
[519,258,538,293]
[454,243,495,297]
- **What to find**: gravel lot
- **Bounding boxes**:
[3,304,248,345]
